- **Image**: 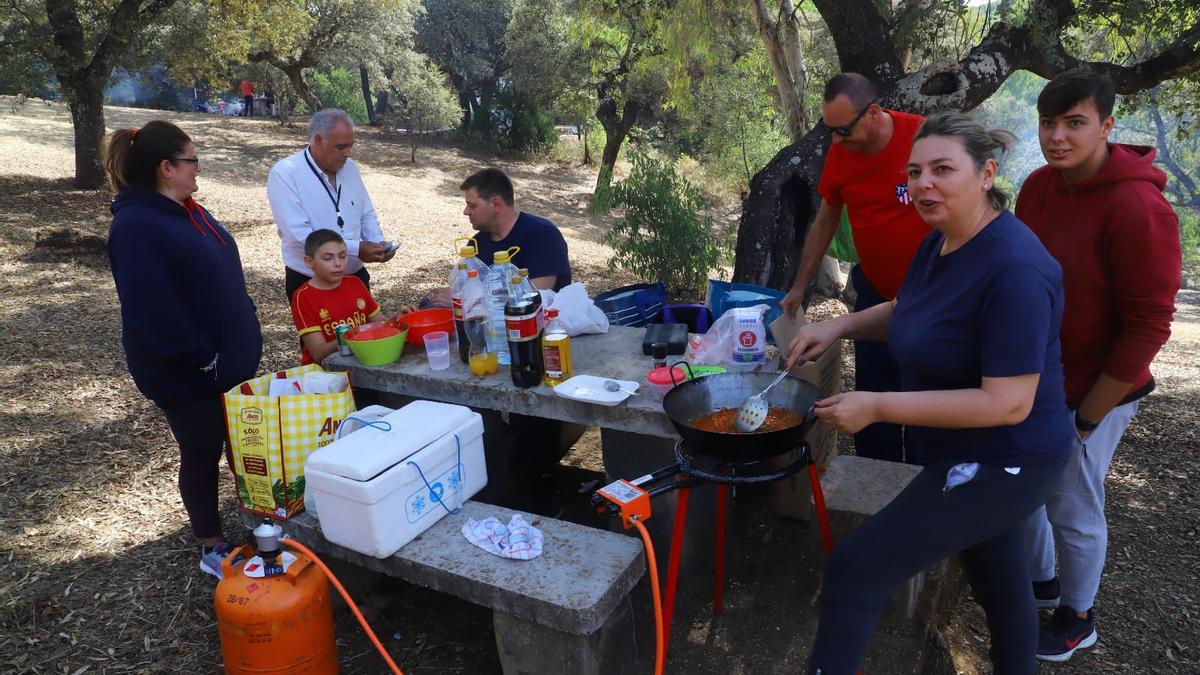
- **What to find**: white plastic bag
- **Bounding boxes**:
[301,370,349,394]
[692,304,769,367]
[540,283,609,336]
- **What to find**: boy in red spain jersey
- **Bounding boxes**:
[290,229,412,365]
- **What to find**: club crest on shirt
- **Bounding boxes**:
[895,183,912,205]
[319,307,330,320]
[356,298,366,310]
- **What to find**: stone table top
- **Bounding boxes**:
[325,325,681,439]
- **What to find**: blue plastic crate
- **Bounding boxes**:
[593,282,667,327]
[706,280,786,342]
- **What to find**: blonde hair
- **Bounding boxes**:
[914,112,1015,211]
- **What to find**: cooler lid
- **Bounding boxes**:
[306,401,476,482]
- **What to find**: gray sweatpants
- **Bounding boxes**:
[1024,399,1140,611]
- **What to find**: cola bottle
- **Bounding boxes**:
[450,262,470,363]
[505,270,543,388]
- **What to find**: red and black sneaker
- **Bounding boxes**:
[1037,606,1096,662]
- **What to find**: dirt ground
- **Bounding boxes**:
[0,97,1196,674]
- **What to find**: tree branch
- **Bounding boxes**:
[1018,23,1200,94]
[811,0,904,84]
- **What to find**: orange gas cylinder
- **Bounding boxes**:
[215,544,338,674]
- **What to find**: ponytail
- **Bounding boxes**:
[103,128,137,190]
[102,121,192,192]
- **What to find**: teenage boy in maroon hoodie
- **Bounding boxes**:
[1017,69,1181,663]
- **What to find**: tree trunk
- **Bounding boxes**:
[594,97,642,198]
[750,0,810,142]
[374,89,390,120]
[732,127,828,288]
[359,63,378,125]
[1150,103,1199,206]
[582,123,591,166]
[287,66,322,113]
[63,77,108,189]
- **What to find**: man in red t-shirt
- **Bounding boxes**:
[780,73,930,463]
[239,80,254,117]
[291,229,386,365]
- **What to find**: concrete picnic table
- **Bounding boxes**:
[324,324,678,439]
[323,325,727,573]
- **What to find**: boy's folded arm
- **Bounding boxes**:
[301,330,337,365]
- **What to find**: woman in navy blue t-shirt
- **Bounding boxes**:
[789,113,1074,675]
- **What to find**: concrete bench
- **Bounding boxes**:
[819,455,964,671]
[273,502,646,674]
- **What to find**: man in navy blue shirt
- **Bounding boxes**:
[462,167,571,291]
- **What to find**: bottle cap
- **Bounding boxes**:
[493,246,521,265]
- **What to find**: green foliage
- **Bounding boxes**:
[417,0,513,127]
[603,147,734,296]
[683,49,790,192]
[308,68,369,123]
[1181,209,1200,266]
[392,55,462,133]
[494,87,558,154]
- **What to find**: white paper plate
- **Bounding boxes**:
[553,375,640,406]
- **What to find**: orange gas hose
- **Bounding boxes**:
[283,538,404,675]
[631,518,665,675]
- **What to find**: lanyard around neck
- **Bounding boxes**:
[304,149,343,228]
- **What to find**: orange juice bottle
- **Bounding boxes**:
[542,309,573,386]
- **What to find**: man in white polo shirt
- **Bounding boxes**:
[268,108,396,301]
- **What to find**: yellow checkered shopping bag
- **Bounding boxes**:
[222,364,356,519]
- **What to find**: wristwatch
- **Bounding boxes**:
[1074,410,1099,433]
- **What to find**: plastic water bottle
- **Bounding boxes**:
[483,246,520,365]
[451,236,490,280]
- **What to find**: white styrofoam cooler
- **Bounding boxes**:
[304,400,487,558]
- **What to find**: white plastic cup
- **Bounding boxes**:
[424,331,451,371]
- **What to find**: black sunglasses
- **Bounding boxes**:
[171,156,200,165]
[823,98,879,137]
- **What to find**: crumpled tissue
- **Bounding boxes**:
[461,514,544,560]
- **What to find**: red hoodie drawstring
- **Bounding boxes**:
[183,197,227,246]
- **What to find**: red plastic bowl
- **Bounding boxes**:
[400,308,454,346]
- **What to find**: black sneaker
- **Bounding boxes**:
[1037,606,1096,662]
[1033,576,1061,610]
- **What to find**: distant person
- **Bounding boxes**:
[780,73,930,464]
[264,87,276,118]
[291,229,414,365]
[1017,70,1182,663]
[793,112,1073,675]
[267,108,396,303]
[239,80,254,117]
[104,120,262,580]
[428,167,570,307]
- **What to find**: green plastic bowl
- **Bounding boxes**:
[345,322,408,366]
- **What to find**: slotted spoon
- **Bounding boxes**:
[734,370,790,432]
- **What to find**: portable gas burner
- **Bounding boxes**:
[593,367,836,660]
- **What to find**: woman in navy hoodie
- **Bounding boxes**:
[105,120,261,579]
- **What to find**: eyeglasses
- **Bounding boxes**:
[171,156,200,166]
[822,98,879,137]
